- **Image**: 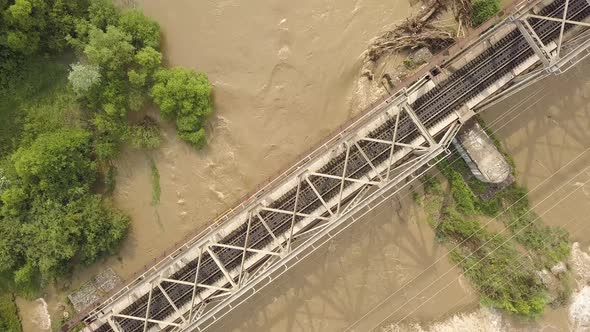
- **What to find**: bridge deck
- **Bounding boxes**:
[67,0,590,331]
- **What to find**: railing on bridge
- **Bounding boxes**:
[68,0,590,331]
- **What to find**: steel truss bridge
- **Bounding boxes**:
[69,0,590,330]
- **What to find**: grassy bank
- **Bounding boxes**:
[417,136,573,316]
[0,1,215,315]
[0,293,21,332]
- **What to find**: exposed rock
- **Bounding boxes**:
[570,286,590,329]
[551,262,568,276]
[412,47,433,64]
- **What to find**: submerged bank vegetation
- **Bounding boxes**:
[0,0,214,327]
[363,0,501,82]
[415,125,572,317]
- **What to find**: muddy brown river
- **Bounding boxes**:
[17,1,590,331]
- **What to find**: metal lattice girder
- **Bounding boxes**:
[80,0,590,330]
[511,0,590,72]
[183,120,462,332]
[84,73,465,332]
[476,0,590,112]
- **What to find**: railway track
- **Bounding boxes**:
[93,0,590,330]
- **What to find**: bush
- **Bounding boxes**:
[439,207,548,317]
[75,196,129,264]
[11,129,96,201]
[118,10,161,50]
[125,118,161,150]
[447,170,476,215]
[148,156,160,205]
[472,0,501,26]
[426,156,564,317]
[151,67,212,148]
[84,26,135,72]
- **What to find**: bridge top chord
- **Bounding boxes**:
[66,0,590,331]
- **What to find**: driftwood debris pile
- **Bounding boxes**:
[366,0,472,62]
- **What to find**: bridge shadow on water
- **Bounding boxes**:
[210,190,476,332]
[482,59,590,241]
[207,60,590,332]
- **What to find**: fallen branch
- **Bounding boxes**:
[367,18,454,61]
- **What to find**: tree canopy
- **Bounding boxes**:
[151,67,213,148]
[0,0,213,303]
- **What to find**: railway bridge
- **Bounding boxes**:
[68,0,590,330]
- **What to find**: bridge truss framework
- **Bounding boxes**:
[78,0,590,331]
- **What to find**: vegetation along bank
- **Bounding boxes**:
[0,0,214,329]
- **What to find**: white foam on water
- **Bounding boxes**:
[381,307,504,332]
[570,242,590,285]
[569,242,590,331]
[33,298,51,331]
[382,243,590,332]
[570,286,590,331]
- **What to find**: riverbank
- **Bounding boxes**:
[61,0,418,302]
[17,0,418,330]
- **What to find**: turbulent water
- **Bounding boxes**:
[383,243,590,332]
[19,1,590,331]
[101,0,415,280]
[16,298,51,332]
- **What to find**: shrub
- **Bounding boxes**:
[472,0,501,26]
[11,129,95,200]
[447,170,476,215]
[125,118,161,150]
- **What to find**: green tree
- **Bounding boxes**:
[0,294,22,332]
[0,217,21,273]
[84,26,134,71]
[13,261,39,297]
[87,0,119,30]
[47,0,88,51]
[2,0,47,55]
[151,67,212,148]
[119,10,161,50]
[128,46,162,89]
[21,199,79,279]
[11,129,96,200]
[74,196,129,263]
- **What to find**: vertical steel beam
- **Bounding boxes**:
[305,177,334,216]
[386,111,401,181]
[187,248,203,323]
[402,103,435,146]
[353,141,385,182]
[336,143,351,216]
[513,17,552,67]
[256,212,283,250]
[107,317,122,332]
[142,286,154,332]
[557,0,571,58]
[237,214,253,286]
[157,284,186,323]
[206,248,237,288]
[286,179,302,252]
